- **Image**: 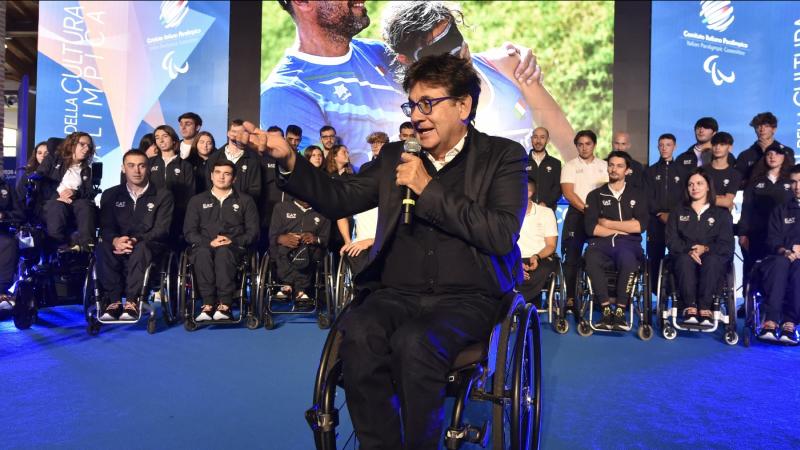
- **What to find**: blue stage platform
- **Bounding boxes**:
[1,305,797,449]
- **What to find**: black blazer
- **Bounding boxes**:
[279,125,528,294]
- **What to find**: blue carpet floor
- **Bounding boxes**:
[1,304,798,450]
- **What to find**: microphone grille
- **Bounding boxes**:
[403,137,422,154]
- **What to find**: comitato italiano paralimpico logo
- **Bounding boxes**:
[699,1,735,32]
[160,0,190,29]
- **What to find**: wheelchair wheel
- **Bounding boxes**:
[263,313,275,330]
[82,256,96,321]
[161,252,180,325]
[553,318,569,334]
[177,250,191,325]
[245,251,260,327]
[184,318,198,332]
[335,256,355,320]
[146,317,157,334]
[577,320,593,337]
[661,325,677,340]
[743,326,752,347]
[637,324,653,341]
[12,280,36,330]
[492,301,541,450]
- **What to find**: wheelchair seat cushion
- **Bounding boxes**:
[450,342,488,372]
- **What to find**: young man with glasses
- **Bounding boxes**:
[257,52,527,450]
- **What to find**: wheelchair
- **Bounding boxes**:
[742,256,797,347]
[177,246,260,331]
[305,290,542,450]
[332,254,360,322]
[83,250,180,335]
[574,255,653,340]
[255,250,335,330]
[12,162,103,331]
[655,255,738,345]
[521,255,568,334]
[12,225,95,330]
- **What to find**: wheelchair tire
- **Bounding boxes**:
[637,324,653,341]
[147,318,157,334]
[724,330,739,346]
[317,313,331,330]
[553,318,569,334]
[82,256,97,325]
[662,325,677,340]
[162,252,180,325]
[246,314,260,330]
[743,327,752,347]
[577,320,593,337]
[12,281,36,330]
[184,318,198,332]
[263,314,275,330]
[492,301,541,450]
[86,318,100,336]
[177,250,191,325]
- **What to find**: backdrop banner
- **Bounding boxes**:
[35,1,230,191]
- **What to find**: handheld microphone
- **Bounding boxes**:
[402,137,422,225]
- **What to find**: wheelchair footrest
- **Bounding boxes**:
[675,322,716,332]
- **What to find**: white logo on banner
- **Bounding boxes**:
[160,1,190,29]
[703,55,735,86]
[162,51,190,80]
[699,1,734,32]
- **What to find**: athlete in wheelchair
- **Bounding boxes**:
[258,197,333,329]
[179,160,260,330]
[255,53,542,450]
[657,168,738,344]
[85,149,178,335]
[517,179,566,331]
[575,151,653,339]
[12,133,103,330]
[743,164,800,346]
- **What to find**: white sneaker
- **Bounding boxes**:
[213,307,233,321]
[195,309,214,322]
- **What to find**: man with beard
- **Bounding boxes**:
[263,1,542,167]
[583,151,649,330]
[611,131,646,188]
[526,127,561,210]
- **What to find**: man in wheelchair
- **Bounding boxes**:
[183,160,259,321]
[759,164,800,344]
[0,174,24,311]
[583,151,649,330]
[269,198,330,309]
[97,150,174,321]
[258,53,528,449]
[518,179,559,302]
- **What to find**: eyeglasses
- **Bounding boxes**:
[401,96,455,117]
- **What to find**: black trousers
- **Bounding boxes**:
[96,240,163,303]
[561,207,587,299]
[762,256,800,324]
[339,288,501,450]
[672,253,727,311]
[518,256,558,303]
[274,246,321,293]
[344,251,370,277]
[44,198,96,246]
[647,217,667,295]
[191,245,244,306]
[0,234,17,292]
[584,239,642,307]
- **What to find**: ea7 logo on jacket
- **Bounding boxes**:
[115,201,126,208]
[286,212,297,219]
[786,217,796,224]
[679,215,690,222]
[202,203,214,209]
[152,166,159,172]
[756,182,765,189]
[602,200,612,206]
